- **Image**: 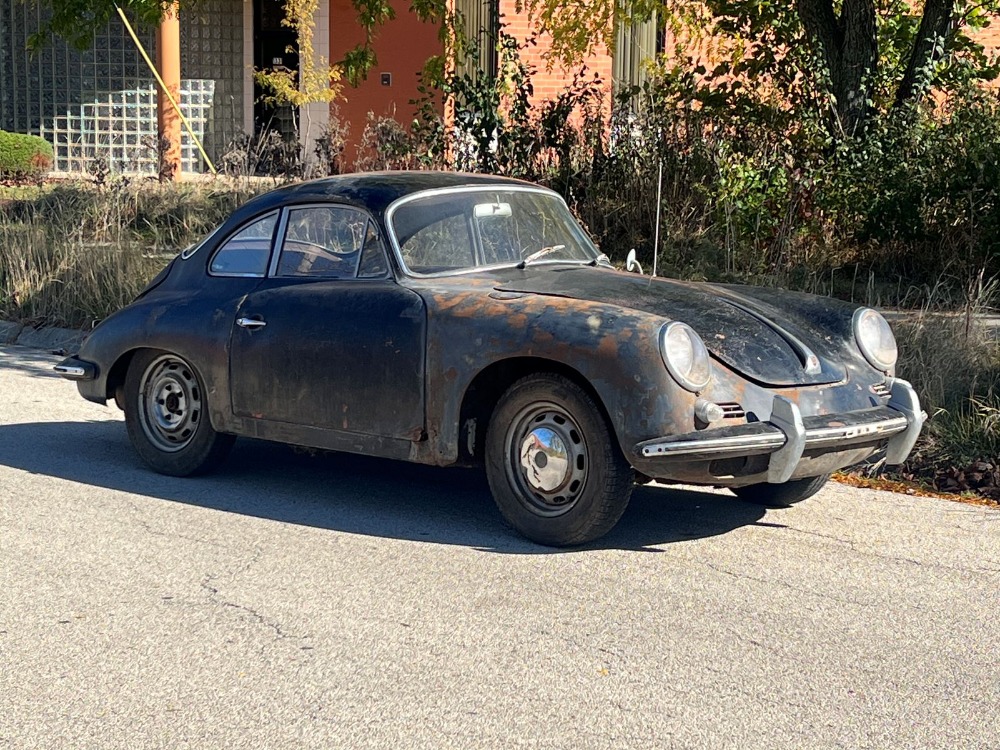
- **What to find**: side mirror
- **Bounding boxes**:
[626,248,644,275]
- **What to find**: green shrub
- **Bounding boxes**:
[0,131,53,176]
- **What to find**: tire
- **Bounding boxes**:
[731,474,830,508]
[485,373,634,547]
[123,349,235,476]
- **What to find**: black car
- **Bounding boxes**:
[57,172,925,546]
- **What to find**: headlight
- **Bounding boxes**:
[853,308,897,372]
[660,322,711,391]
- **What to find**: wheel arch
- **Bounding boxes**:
[457,356,618,464]
[105,348,142,408]
[106,346,229,434]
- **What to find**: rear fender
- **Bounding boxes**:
[76,283,256,432]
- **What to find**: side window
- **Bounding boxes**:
[277,206,367,278]
[357,221,389,278]
[209,213,277,276]
[399,212,473,273]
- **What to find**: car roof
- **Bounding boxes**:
[236,171,546,219]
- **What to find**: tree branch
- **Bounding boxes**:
[895,0,958,107]
[795,0,842,75]
[797,0,878,135]
[840,0,878,134]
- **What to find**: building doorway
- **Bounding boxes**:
[253,0,298,139]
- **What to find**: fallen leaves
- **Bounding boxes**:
[834,471,1000,509]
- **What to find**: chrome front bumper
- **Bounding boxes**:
[635,379,925,483]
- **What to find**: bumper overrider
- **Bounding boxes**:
[635,379,925,483]
[54,355,97,381]
[55,354,107,405]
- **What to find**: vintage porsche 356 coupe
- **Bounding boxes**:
[56,172,924,546]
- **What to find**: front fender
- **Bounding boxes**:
[419,288,693,464]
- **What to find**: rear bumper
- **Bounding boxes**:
[54,354,108,404]
[634,379,925,484]
[54,355,97,381]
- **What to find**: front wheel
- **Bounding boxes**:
[730,474,830,508]
[124,349,235,476]
[485,374,633,546]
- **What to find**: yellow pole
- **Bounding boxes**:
[116,4,218,176]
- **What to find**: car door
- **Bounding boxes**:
[228,204,426,440]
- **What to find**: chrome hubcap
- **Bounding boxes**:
[138,355,201,452]
[506,403,588,516]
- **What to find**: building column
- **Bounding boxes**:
[156,3,182,181]
[243,0,255,135]
[299,0,330,164]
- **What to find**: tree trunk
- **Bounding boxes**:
[796,0,878,137]
[894,0,957,108]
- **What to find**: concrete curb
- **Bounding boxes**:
[0,321,87,353]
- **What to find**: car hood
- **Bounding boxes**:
[488,266,849,386]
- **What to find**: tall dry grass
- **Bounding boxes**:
[0,179,264,327]
[893,278,1000,468]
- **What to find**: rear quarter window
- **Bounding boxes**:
[209,212,278,277]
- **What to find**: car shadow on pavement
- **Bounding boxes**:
[0,420,768,553]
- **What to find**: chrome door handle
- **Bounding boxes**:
[236,317,267,330]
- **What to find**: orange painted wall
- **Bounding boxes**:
[329,0,616,164]
[330,0,443,163]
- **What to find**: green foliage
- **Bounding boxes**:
[500,1,1000,139]
[27,0,163,51]
[26,0,445,85]
[397,28,1000,304]
[354,114,427,171]
[28,0,999,142]
[0,131,53,177]
[254,0,342,109]
[410,31,605,180]
[806,90,1000,283]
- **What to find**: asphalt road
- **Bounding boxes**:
[1,344,998,749]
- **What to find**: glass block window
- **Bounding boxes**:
[42,80,215,173]
[180,0,244,164]
[0,1,154,144]
[0,0,244,174]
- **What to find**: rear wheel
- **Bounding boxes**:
[485,373,633,546]
[731,474,830,508]
[124,349,235,476]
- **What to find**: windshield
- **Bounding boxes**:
[389,188,600,275]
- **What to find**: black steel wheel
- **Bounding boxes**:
[124,349,235,476]
[731,474,830,508]
[485,373,633,546]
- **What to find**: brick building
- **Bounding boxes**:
[0,0,652,175]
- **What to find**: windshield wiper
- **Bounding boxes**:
[517,245,567,268]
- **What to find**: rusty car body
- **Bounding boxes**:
[56,172,925,546]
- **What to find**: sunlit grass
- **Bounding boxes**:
[0,178,264,327]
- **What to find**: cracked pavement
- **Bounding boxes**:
[1,344,998,749]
